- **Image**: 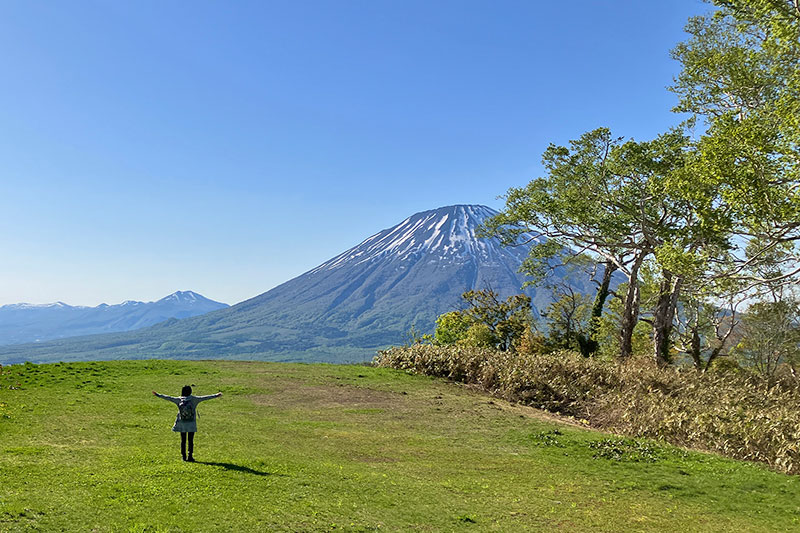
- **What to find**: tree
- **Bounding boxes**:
[483,128,713,363]
[661,1,800,375]
[484,1,800,366]
[672,286,743,371]
[541,283,593,356]
[732,297,800,382]
[433,289,532,351]
[434,311,473,345]
[516,247,617,357]
[670,0,800,291]
[460,290,532,352]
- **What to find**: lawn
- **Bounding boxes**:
[0,360,798,532]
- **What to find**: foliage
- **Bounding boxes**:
[480,1,800,367]
[403,324,433,347]
[433,311,473,345]
[514,326,549,356]
[528,429,565,447]
[670,0,800,288]
[376,344,800,475]
[732,297,800,381]
[591,282,653,361]
[541,283,593,355]
[672,283,743,371]
[588,438,684,463]
[481,127,726,363]
[460,322,496,349]
[433,289,532,351]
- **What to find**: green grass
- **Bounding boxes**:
[1,360,799,532]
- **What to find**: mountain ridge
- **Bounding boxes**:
[0,291,228,346]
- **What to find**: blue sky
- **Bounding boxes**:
[0,0,707,306]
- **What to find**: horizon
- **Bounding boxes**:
[1,289,228,308]
[3,203,498,308]
[1,1,707,306]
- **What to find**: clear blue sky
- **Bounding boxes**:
[0,0,707,306]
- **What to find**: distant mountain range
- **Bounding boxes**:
[0,291,228,346]
[0,205,604,365]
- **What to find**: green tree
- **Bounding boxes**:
[434,311,473,345]
[541,283,593,356]
[670,0,800,290]
[460,323,496,349]
[732,297,800,382]
[484,128,712,363]
[485,1,800,366]
[516,248,616,357]
[672,285,744,371]
[432,290,532,351]
[660,0,800,374]
[460,289,532,352]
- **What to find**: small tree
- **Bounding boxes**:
[460,289,532,352]
[432,289,532,351]
[434,311,473,345]
[673,292,742,372]
[460,323,496,349]
[541,283,593,356]
[732,298,800,382]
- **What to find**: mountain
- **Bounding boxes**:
[0,205,603,364]
[0,291,228,345]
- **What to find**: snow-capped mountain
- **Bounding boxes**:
[3,302,74,310]
[0,291,228,346]
[232,204,561,347]
[0,205,602,364]
[312,205,532,272]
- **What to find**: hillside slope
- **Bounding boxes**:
[0,360,797,532]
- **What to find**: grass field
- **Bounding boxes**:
[1,360,799,532]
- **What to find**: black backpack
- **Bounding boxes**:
[178,397,195,422]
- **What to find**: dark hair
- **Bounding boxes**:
[181,385,192,396]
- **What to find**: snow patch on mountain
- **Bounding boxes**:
[1,302,76,310]
[311,205,537,275]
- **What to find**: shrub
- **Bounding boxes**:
[374,344,800,474]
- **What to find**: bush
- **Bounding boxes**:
[374,344,800,474]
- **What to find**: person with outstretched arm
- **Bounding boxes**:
[152,385,222,462]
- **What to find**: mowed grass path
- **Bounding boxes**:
[0,360,798,532]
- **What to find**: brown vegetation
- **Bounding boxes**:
[375,344,800,474]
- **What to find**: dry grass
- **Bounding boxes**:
[375,344,800,474]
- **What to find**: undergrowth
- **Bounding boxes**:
[374,345,800,474]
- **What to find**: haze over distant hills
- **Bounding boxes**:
[0,205,603,364]
[0,291,228,346]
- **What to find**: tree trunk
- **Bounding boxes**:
[703,346,724,372]
[688,317,703,370]
[585,261,617,356]
[652,271,682,367]
[619,255,644,360]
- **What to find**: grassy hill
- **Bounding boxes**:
[1,360,798,532]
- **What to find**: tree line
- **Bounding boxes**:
[434,0,800,382]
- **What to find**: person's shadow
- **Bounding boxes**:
[195,461,281,477]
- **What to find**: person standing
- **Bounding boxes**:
[153,385,222,462]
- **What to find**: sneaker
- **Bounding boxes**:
[187,456,195,462]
